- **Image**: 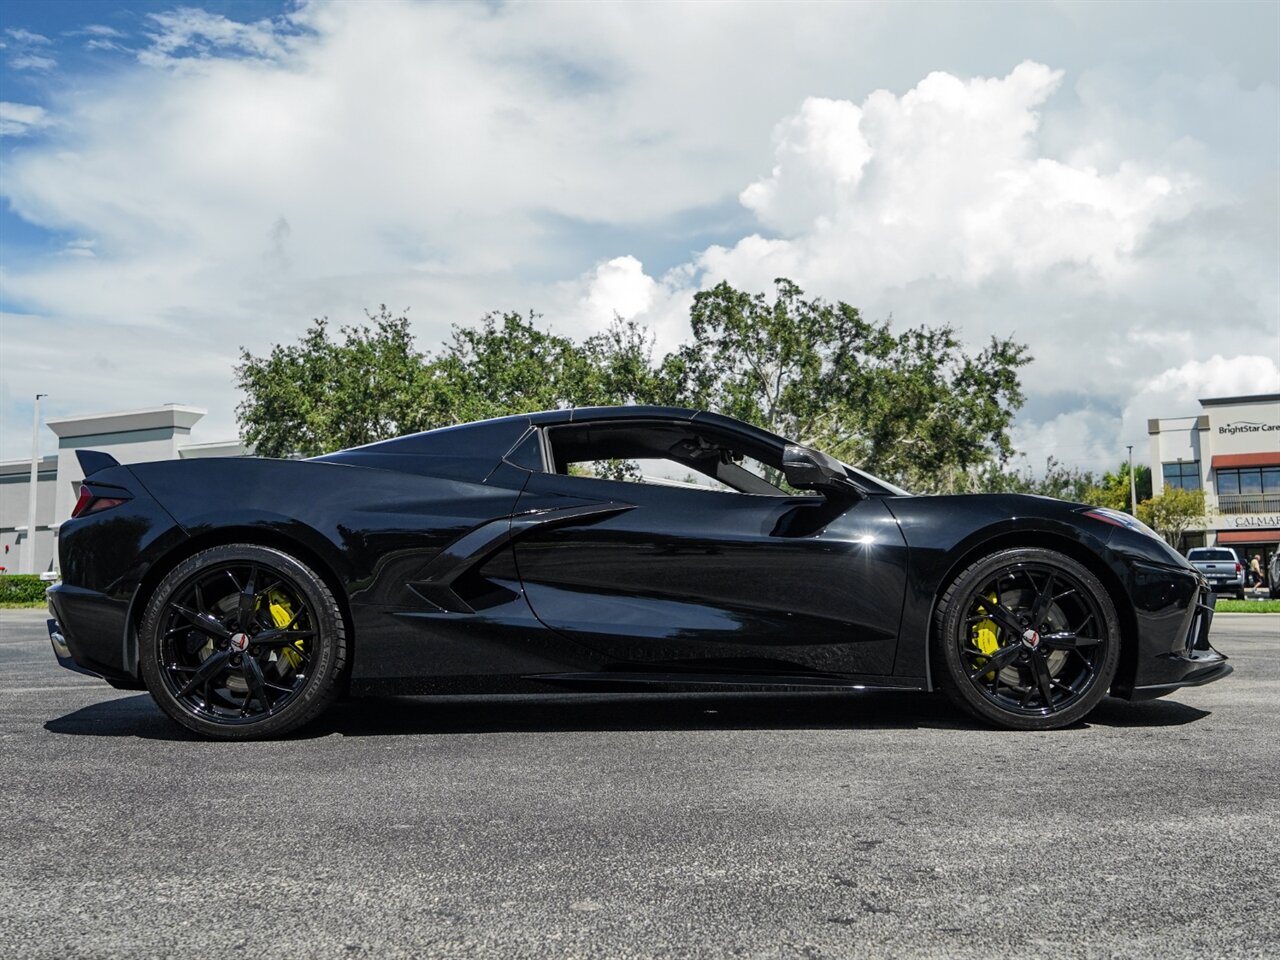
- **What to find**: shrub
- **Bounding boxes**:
[0,575,49,604]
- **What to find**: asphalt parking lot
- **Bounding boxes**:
[2,608,1277,959]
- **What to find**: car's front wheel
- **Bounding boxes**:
[139,544,347,740]
[933,547,1120,730]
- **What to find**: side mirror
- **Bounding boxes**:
[782,443,864,498]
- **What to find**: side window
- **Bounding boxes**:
[503,430,545,471]
[570,457,736,492]
[545,421,792,496]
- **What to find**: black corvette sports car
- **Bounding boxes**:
[48,405,1230,738]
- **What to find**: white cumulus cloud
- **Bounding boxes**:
[0,3,1275,469]
[703,62,1192,290]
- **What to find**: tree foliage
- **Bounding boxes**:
[969,458,1154,509]
[674,280,1029,492]
[967,456,1100,502]
[236,279,1031,491]
[1084,462,1153,513]
[235,308,436,458]
[1137,487,1207,551]
[432,312,598,423]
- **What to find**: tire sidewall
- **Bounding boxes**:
[936,547,1121,730]
[139,544,344,739]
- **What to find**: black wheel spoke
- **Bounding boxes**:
[1039,631,1102,650]
[237,564,259,632]
[171,604,231,641]
[1030,652,1056,711]
[968,644,1021,679]
[252,628,316,648]
[1029,572,1056,625]
[971,594,1024,637]
[241,655,273,715]
[176,650,232,698]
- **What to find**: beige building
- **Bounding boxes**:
[0,405,246,574]
[1148,393,1280,560]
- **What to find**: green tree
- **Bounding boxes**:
[1084,462,1153,512]
[235,280,1031,486]
[1137,487,1207,551]
[431,311,598,423]
[678,279,1029,492]
[235,308,439,458]
[968,457,1099,502]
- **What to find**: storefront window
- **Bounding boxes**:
[1216,467,1280,495]
[1162,461,1201,491]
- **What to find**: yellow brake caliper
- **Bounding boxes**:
[970,592,1001,680]
[262,589,305,670]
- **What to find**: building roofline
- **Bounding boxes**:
[0,454,58,475]
[46,403,206,438]
[1198,394,1280,407]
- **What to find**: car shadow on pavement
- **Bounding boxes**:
[44,689,1210,740]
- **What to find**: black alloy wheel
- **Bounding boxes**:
[140,544,346,739]
[933,547,1120,730]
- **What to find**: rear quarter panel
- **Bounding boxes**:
[109,456,537,680]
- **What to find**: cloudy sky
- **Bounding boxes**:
[2,0,1277,470]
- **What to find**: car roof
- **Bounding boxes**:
[328,406,787,459]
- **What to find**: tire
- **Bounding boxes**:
[932,547,1121,730]
[1236,589,1246,601]
[139,544,347,740]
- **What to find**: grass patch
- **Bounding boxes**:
[1216,599,1280,613]
[0,601,47,610]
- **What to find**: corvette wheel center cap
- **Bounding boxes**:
[230,632,251,652]
[1022,628,1041,650]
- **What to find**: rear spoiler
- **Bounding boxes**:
[76,449,121,478]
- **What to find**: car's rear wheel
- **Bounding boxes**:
[932,547,1120,730]
[140,544,346,740]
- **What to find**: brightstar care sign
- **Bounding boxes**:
[1218,421,1280,436]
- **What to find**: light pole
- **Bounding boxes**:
[1126,444,1137,516]
[24,393,47,574]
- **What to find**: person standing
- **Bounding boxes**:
[1250,554,1264,589]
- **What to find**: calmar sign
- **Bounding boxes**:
[1230,514,1280,528]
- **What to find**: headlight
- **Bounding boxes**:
[1080,506,1163,541]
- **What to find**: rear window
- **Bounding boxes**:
[1188,549,1237,561]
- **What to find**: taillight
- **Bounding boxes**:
[71,485,128,518]
[71,486,93,518]
[1236,562,1243,575]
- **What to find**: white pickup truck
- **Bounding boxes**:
[1186,547,1246,600]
